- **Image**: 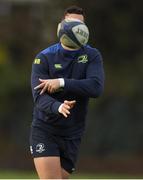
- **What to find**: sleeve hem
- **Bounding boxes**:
[51,101,62,115]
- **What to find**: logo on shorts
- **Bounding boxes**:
[36,143,45,153]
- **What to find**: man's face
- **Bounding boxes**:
[65,13,84,22]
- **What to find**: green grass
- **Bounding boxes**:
[0,170,37,179]
[0,170,143,179]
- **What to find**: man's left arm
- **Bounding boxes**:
[64,51,104,98]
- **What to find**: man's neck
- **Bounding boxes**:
[61,43,79,51]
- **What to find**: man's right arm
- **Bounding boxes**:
[31,53,62,115]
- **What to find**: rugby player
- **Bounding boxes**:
[30,6,104,179]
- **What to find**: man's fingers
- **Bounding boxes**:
[39,79,60,93]
[60,104,70,118]
[40,84,48,95]
[34,82,45,90]
[64,100,76,109]
[48,84,54,93]
[64,100,76,104]
[58,103,71,118]
[64,100,69,104]
[62,112,68,118]
[35,78,61,94]
[39,78,48,82]
[49,87,55,94]
[69,100,76,105]
[62,107,70,115]
[47,84,51,93]
[61,108,70,118]
[63,104,70,110]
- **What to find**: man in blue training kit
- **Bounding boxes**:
[30,6,104,179]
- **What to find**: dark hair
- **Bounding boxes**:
[64,6,84,16]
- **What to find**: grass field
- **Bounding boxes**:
[0,170,143,179]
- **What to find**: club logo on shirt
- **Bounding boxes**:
[54,64,62,69]
[77,55,88,63]
[36,143,45,153]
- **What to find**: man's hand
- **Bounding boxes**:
[64,100,76,109]
[34,79,60,94]
[58,100,76,118]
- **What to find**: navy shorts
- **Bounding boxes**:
[29,126,81,174]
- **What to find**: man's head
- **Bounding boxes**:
[64,6,85,22]
[57,6,89,50]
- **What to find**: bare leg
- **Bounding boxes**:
[61,168,70,179]
[34,156,62,179]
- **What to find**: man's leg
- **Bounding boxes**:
[34,156,62,179]
[61,168,70,179]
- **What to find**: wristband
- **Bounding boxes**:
[58,78,65,87]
